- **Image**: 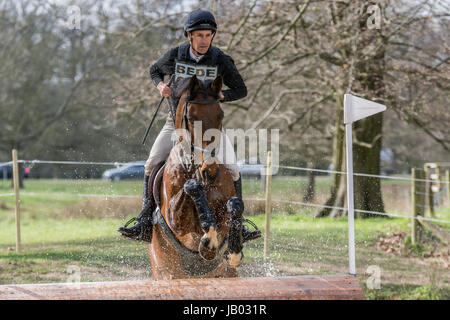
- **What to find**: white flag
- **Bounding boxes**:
[344,94,386,124]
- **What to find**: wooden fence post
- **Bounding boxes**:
[424,164,430,217]
[12,149,21,252]
[424,163,441,217]
[411,168,425,245]
[263,151,272,261]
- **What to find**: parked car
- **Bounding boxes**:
[0,163,30,179]
[237,159,264,178]
[102,161,145,182]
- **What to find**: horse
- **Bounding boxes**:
[147,75,244,280]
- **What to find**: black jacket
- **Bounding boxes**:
[149,43,247,102]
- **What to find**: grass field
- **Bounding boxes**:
[0,177,449,300]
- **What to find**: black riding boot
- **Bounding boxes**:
[117,175,154,243]
[234,175,261,243]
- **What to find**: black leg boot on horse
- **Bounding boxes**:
[234,174,261,243]
[117,174,154,243]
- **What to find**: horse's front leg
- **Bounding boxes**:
[225,197,244,268]
[183,179,219,261]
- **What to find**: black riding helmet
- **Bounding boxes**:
[184,9,217,37]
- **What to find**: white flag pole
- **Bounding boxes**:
[344,93,386,276]
[345,123,356,275]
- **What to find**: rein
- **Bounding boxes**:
[176,88,221,176]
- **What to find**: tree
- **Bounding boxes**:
[100,0,448,219]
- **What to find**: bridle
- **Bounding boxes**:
[176,88,222,180]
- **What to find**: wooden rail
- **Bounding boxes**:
[417,217,450,245]
[0,275,365,300]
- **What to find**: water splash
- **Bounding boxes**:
[261,260,277,277]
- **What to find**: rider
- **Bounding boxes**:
[118,9,261,243]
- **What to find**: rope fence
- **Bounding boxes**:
[1,153,449,254]
[245,198,449,224]
[1,191,447,224]
[275,164,450,185]
[2,159,449,185]
[1,159,448,225]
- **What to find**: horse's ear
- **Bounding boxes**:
[189,75,200,94]
[211,76,223,94]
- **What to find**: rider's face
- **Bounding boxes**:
[189,30,214,55]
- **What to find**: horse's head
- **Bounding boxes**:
[172,76,231,261]
[185,75,224,134]
[175,75,224,183]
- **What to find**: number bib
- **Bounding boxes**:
[175,60,218,81]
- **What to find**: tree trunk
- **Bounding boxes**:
[303,161,315,202]
[352,113,385,217]
[315,92,345,217]
[317,2,387,218]
[351,5,386,217]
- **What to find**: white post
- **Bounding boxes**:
[345,124,356,276]
[343,93,386,277]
